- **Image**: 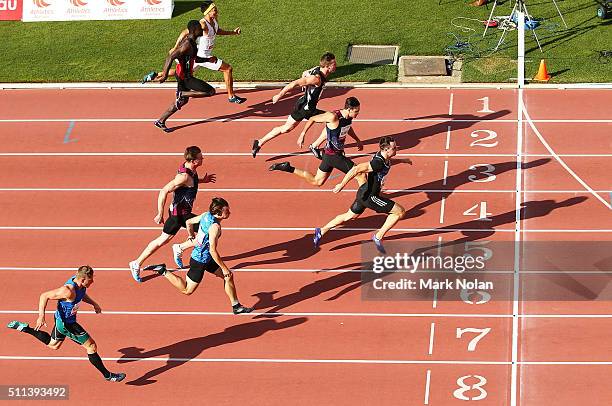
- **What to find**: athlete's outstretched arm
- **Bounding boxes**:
[185,214,203,239]
[170,28,189,54]
[82,294,102,313]
[333,162,372,193]
[272,74,322,104]
[297,111,335,148]
[158,42,190,83]
[347,128,364,151]
[154,173,190,224]
[35,285,73,330]
[208,225,231,277]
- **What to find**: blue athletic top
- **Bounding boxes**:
[191,212,220,263]
[55,277,86,324]
[324,110,353,155]
[170,164,199,216]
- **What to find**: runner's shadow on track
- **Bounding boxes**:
[251,263,392,315]
[226,214,412,268]
[331,197,588,252]
[310,158,550,250]
[169,87,352,132]
[265,110,511,162]
[117,317,307,386]
[385,158,551,213]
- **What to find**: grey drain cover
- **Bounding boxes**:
[347,45,399,65]
[402,57,448,76]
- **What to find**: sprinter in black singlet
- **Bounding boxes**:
[129,146,216,282]
[251,52,337,157]
[153,20,216,133]
[313,136,410,254]
[268,97,365,187]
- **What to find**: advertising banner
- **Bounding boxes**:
[22,0,173,22]
[0,0,22,20]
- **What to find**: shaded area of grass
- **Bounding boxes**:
[0,0,609,83]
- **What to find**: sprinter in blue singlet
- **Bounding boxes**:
[7,266,125,381]
[144,198,253,315]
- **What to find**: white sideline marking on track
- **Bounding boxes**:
[439,197,446,224]
[424,370,432,405]
[445,126,452,150]
[522,100,612,210]
[448,93,454,116]
[0,355,610,365]
[1,310,611,318]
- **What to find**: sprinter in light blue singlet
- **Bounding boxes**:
[144,198,253,315]
[6,266,125,382]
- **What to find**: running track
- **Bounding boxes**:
[0,86,610,405]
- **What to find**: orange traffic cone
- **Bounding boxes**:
[533,59,551,81]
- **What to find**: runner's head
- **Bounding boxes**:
[200,1,218,17]
[344,97,360,118]
[320,52,337,74]
[187,19,204,38]
[210,197,230,220]
[75,265,94,287]
[184,146,204,169]
[379,136,398,158]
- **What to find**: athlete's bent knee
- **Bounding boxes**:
[85,340,97,353]
[48,343,61,350]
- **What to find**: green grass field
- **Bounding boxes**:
[0,0,610,83]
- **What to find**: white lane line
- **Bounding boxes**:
[448,93,454,116]
[2,310,610,318]
[1,152,611,157]
[4,226,612,233]
[0,188,609,194]
[0,355,609,365]
[439,197,446,224]
[445,125,452,150]
[1,118,609,123]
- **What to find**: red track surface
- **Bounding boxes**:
[0,87,610,405]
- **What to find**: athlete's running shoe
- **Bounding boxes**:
[309,145,323,160]
[232,304,254,315]
[105,372,126,382]
[129,261,141,283]
[372,235,386,254]
[154,120,172,133]
[141,71,157,84]
[251,140,261,158]
[7,321,28,331]
[172,244,184,268]
[268,162,293,172]
[228,95,246,104]
[144,263,167,275]
[313,228,322,248]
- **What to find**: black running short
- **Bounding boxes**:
[163,213,198,235]
[176,76,215,96]
[318,152,355,174]
[187,257,221,283]
[350,193,395,215]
